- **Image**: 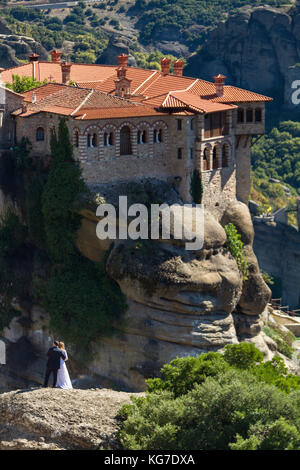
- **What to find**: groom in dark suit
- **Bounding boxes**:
[43,341,66,388]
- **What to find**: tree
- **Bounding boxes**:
[190,169,203,204]
[6,74,48,93]
[42,118,87,264]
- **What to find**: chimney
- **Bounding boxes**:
[32,92,37,104]
[22,103,27,114]
[28,53,39,62]
[50,49,62,63]
[29,53,39,80]
[161,57,171,75]
[61,62,72,84]
[117,53,128,68]
[173,59,184,77]
[214,74,226,97]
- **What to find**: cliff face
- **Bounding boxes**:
[253,219,300,309]
[185,5,300,109]
[0,34,48,68]
[0,182,274,392]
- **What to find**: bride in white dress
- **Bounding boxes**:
[56,342,73,389]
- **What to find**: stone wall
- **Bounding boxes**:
[15,111,239,210]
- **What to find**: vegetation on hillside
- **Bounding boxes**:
[250,121,300,224]
[132,0,290,45]
[0,2,108,63]
[119,343,300,450]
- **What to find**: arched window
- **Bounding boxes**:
[222,144,228,168]
[36,127,44,141]
[154,129,163,143]
[237,108,244,123]
[246,108,253,123]
[120,126,132,155]
[104,132,114,146]
[87,133,97,148]
[255,108,262,122]
[203,148,209,171]
[138,130,147,144]
[74,131,79,148]
[212,147,218,169]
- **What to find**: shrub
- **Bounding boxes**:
[224,223,249,279]
[120,368,300,450]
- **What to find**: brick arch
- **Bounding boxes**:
[83,124,101,136]
[152,120,168,144]
[72,126,81,149]
[136,121,150,145]
[102,123,117,145]
[117,122,137,156]
[84,124,101,150]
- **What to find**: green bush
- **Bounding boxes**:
[42,256,126,353]
[120,343,300,450]
[120,368,300,450]
[263,322,295,359]
[224,223,249,279]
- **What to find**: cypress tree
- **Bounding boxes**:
[190,169,203,204]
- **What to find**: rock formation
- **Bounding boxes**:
[185,5,300,109]
[0,181,275,392]
[0,34,48,69]
[0,388,138,449]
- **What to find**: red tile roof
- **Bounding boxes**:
[4,58,272,121]
[145,90,236,113]
[13,83,163,120]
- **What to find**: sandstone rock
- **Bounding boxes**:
[0,35,47,68]
[185,5,300,109]
[0,388,140,449]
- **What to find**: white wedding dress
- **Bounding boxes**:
[56,350,73,389]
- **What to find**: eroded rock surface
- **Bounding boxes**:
[186,5,300,108]
[0,388,139,449]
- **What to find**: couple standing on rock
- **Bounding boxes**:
[43,341,73,390]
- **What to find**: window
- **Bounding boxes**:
[190,118,195,130]
[120,126,132,155]
[138,130,147,144]
[87,133,97,148]
[177,119,182,131]
[154,129,163,143]
[237,108,244,123]
[177,148,183,159]
[74,131,79,148]
[246,109,253,123]
[255,108,262,122]
[203,148,209,170]
[204,112,226,138]
[212,147,218,169]
[104,132,114,146]
[222,144,228,167]
[190,148,194,159]
[36,127,44,141]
